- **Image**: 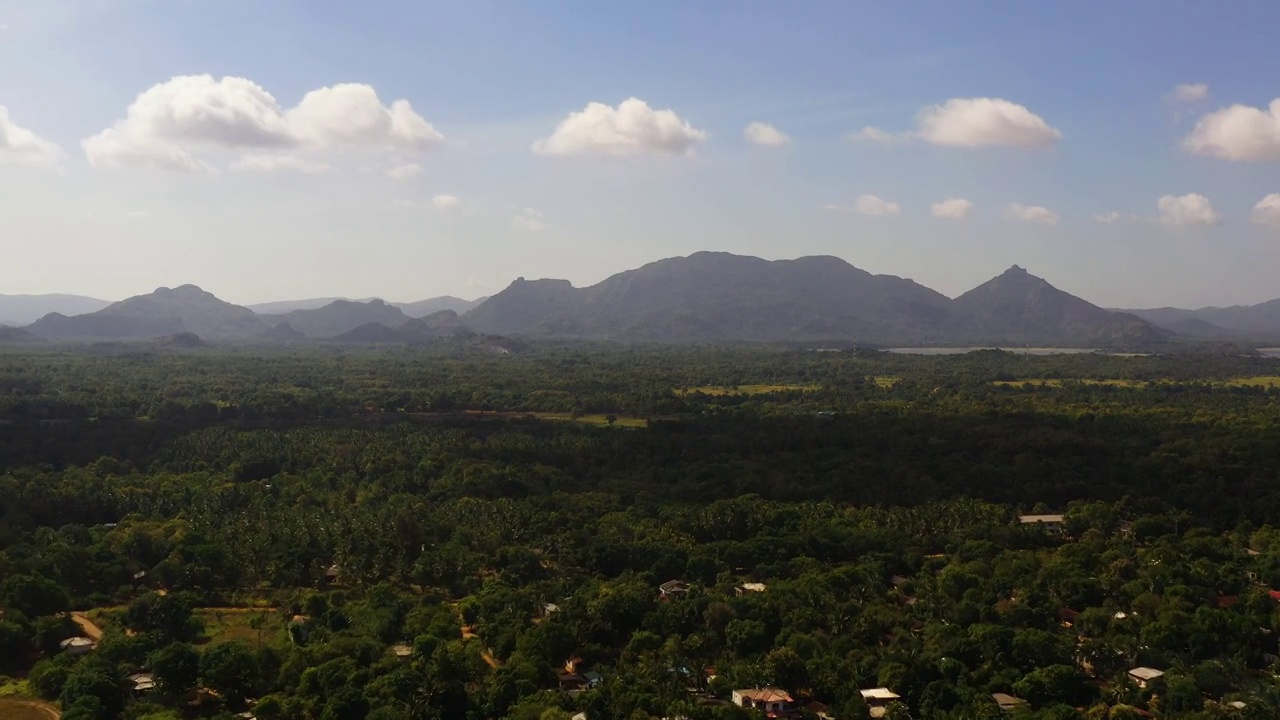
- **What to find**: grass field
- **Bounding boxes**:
[869,376,900,389]
[675,384,818,396]
[1220,376,1280,388]
[195,607,287,649]
[0,698,59,720]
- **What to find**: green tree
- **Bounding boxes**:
[148,641,201,696]
[201,641,258,708]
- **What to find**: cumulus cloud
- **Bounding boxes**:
[1157,193,1221,226]
[230,154,333,174]
[824,195,901,216]
[917,98,1062,148]
[1253,194,1280,227]
[1003,204,1060,225]
[931,198,973,219]
[1183,99,1280,161]
[743,121,790,146]
[511,207,546,231]
[82,75,444,171]
[432,194,460,210]
[532,97,707,156]
[850,126,904,144]
[1172,83,1209,104]
[0,106,63,168]
[386,162,423,180]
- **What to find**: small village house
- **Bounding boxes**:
[659,580,690,599]
[1019,514,1066,532]
[992,693,1028,712]
[732,688,793,715]
[735,582,767,596]
[60,636,95,655]
[1128,667,1165,689]
[860,688,901,718]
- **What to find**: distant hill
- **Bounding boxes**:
[0,293,112,326]
[0,326,45,343]
[328,310,470,343]
[27,285,265,340]
[259,322,306,341]
[466,252,956,343]
[396,296,486,318]
[260,299,410,338]
[1123,300,1280,339]
[248,295,485,318]
[950,266,1166,346]
[465,253,1161,347]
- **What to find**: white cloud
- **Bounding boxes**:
[850,126,904,144]
[126,210,149,219]
[1157,193,1221,226]
[917,98,1062,148]
[1183,99,1280,161]
[82,75,444,171]
[432,194,460,210]
[1172,83,1209,104]
[931,198,973,219]
[230,154,333,174]
[511,207,546,231]
[386,162,423,180]
[532,97,707,156]
[1003,204,1060,225]
[743,121,790,146]
[1253,194,1280,227]
[0,106,63,168]
[1092,211,1125,224]
[824,195,901,216]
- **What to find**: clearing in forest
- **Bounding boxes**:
[0,698,60,720]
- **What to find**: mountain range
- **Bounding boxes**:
[6,252,1275,347]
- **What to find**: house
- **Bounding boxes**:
[543,602,561,617]
[860,688,901,718]
[59,636,95,655]
[583,671,603,688]
[732,688,793,715]
[1019,514,1066,532]
[805,701,836,720]
[128,672,156,695]
[1058,608,1080,628]
[659,580,690,599]
[1128,667,1165,688]
[735,582,767,596]
[992,693,1028,711]
[391,643,413,661]
[1226,700,1247,710]
[572,714,587,720]
[324,564,341,582]
[558,672,589,692]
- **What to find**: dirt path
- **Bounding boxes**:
[460,624,500,668]
[70,611,103,641]
[0,697,61,720]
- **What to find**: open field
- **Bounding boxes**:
[195,607,287,649]
[869,375,900,388]
[992,378,1148,388]
[1220,376,1280,388]
[0,698,59,720]
[674,383,818,396]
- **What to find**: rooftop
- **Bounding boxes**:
[736,688,794,703]
[1019,514,1066,523]
[1129,667,1165,680]
[860,687,901,701]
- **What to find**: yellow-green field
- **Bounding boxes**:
[1220,376,1280,388]
[870,376,900,388]
[0,698,59,720]
[195,607,287,649]
[675,384,818,396]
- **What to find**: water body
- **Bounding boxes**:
[884,347,1100,356]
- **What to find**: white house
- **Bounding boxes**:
[1128,667,1165,688]
[59,636,95,655]
[732,688,793,714]
[861,688,901,718]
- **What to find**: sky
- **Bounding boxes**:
[1,1,1280,308]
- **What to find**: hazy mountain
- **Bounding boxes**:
[248,295,485,318]
[467,252,956,343]
[328,311,470,343]
[467,254,1164,346]
[261,299,410,338]
[0,326,45,343]
[27,285,265,340]
[951,266,1166,346]
[396,296,486,318]
[259,322,306,341]
[1123,300,1280,338]
[0,293,112,326]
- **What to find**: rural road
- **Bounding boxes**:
[70,611,103,641]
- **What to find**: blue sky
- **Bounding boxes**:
[1,0,1278,307]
